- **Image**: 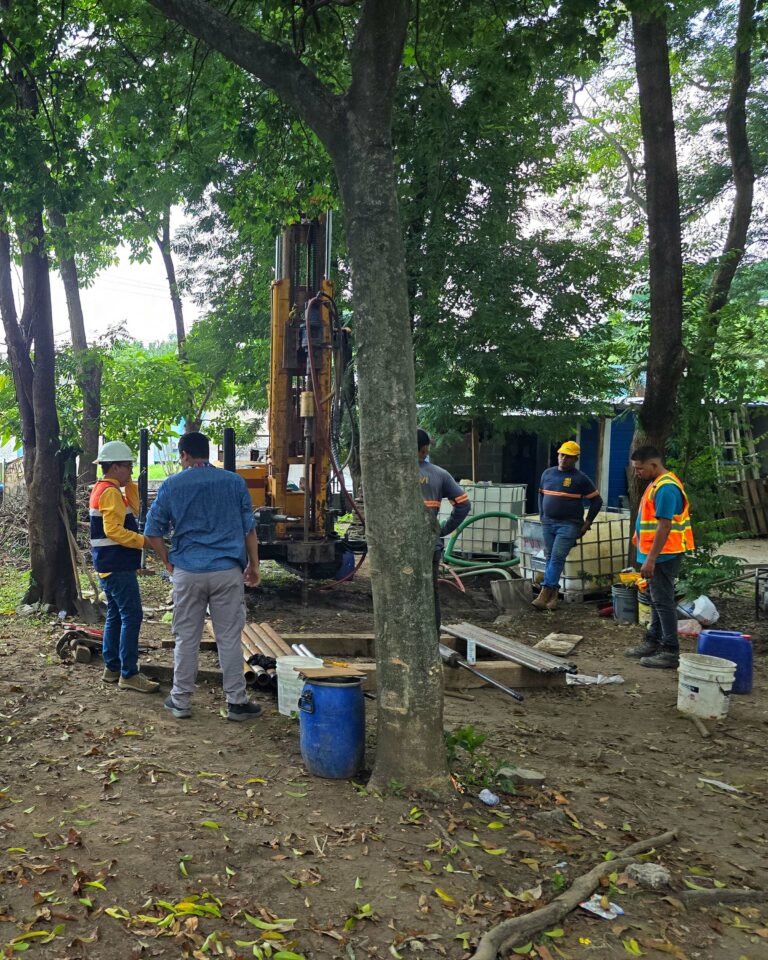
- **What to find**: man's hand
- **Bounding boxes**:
[244,562,261,587]
[640,557,656,578]
[165,562,174,576]
[578,521,591,539]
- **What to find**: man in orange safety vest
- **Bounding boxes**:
[625,445,694,669]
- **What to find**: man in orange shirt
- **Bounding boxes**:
[90,441,159,693]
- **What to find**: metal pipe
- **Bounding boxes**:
[324,209,333,278]
[138,428,149,567]
[223,428,236,472]
[439,644,523,702]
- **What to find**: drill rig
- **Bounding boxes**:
[235,213,358,576]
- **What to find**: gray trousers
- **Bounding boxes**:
[171,567,247,708]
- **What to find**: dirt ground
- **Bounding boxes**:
[1,558,767,960]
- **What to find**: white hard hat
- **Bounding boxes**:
[94,440,135,463]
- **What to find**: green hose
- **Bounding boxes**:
[443,511,521,569]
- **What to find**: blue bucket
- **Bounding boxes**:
[697,630,753,695]
[299,678,365,779]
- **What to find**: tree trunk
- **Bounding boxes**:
[144,0,450,794]
[18,213,77,610]
[49,209,102,486]
[0,228,36,470]
[680,0,756,466]
[334,131,449,794]
[630,8,686,465]
[155,207,198,431]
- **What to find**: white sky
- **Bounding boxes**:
[50,244,201,347]
[0,243,200,354]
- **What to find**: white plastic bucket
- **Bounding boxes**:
[677,653,736,720]
[276,655,323,717]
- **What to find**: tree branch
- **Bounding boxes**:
[471,830,678,959]
[143,0,343,146]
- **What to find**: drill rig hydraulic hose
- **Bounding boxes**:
[443,512,521,569]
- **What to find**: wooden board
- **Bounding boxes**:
[298,667,368,680]
[142,658,565,695]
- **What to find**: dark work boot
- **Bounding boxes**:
[640,648,679,669]
[624,639,660,659]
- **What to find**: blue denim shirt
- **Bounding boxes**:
[145,464,256,573]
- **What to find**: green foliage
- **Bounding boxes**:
[678,543,745,599]
[0,565,29,616]
[444,725,515,792]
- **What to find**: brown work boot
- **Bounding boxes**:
[118,672,160,694]
[533,570,544,585]
[546,589,559,611]
[101,667,120,683]
[532,586,554,610]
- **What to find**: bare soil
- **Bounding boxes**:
[1,558,767,960]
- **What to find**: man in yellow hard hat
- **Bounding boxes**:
[532,440,602,611]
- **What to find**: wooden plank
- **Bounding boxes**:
[442,661,567,691]
[142,664,223,684]
[746,479,768,535]
[299,667,368,680]
[143,658,564,695]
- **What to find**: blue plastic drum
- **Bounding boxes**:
[697,630,753,695]
[299,678,365,779]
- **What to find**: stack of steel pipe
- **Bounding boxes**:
[239,622,302,689]
[442,622,576,673]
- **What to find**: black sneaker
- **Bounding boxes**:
[164,696,192,719]
[640,649,679,669]
[624,640,660,659]
[227,701,263,722]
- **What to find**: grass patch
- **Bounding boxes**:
[0,564,29,615]
[147,463,180,480]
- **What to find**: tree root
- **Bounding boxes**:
[469,829,678,960]
[682,888,766,906]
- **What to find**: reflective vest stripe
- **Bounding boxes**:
[539,489,583,499]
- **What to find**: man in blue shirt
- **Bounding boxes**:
[145,432,262,721]
[533,440,603,611]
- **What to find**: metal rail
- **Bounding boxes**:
[442,622,575,674]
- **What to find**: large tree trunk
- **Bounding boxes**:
[336,135,449,793]
[680,0,756,467]
[17,213,77,610]
[0,228,36,471]
[154,207,198,431]
[49,209,102,486]
[144,0,450,793]
[630,8,686,466]
[0,55,76,612]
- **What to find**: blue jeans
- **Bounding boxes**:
[102,570,143,678]
[541,520,580,590]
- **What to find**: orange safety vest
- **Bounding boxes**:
[633,471,694,555]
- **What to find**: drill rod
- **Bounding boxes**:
[439,644,524,702]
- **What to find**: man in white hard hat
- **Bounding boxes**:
[90,440,159,694]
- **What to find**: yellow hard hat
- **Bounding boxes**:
[558,441,580,457]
